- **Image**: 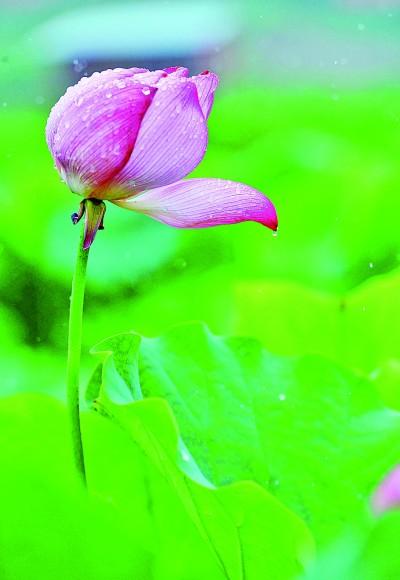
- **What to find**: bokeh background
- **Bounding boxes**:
[2,0,400,399]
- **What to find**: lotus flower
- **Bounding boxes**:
[372,465,400,515]
[46,66,277,248]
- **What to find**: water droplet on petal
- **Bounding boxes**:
[142,87,151,95]
[105,92,113,99]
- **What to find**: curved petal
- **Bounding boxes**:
[191,71,219,119]
[46,68,147,152]
[113,178,278,230]
[46,68,154,196]
[110,79,208,197]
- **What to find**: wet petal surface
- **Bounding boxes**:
[113,177,278,230]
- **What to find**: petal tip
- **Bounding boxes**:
[260,201,278,231]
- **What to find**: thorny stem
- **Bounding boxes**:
[66,219,89,485]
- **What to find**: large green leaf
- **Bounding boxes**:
[0,387,312,579]
[89,323,400,547]
[0,392,312,580]
[87,337,313,579]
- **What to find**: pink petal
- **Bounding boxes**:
[164,66,190,78]
[191,71,219,118]
[46,68,154,196]
[111,79,208,197]
[372,465,400,515]
[113,178,278,230]
[131,70,168,85]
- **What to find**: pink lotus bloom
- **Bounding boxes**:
[46,66,277,248]
[371,465,400,515]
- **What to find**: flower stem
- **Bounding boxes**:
[67,220,89,485]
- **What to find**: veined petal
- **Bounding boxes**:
[46,69,154,196]
[110,79,208,197]
[46,68,147,154]
[191,71,219,119]
[113,178,278,230]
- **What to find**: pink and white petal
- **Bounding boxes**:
[191,71,219,119]
[113,178,278,230]
[46,73,155,196]
[131,70,168,85]
[112,80,208,196]
[46,68,146,150]
[164,66,190,78]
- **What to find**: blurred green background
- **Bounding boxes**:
[2,0,400,577]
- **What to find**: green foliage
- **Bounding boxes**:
[233,268,400,374]
[0,372,313,579]
[0,394,150,579]
[86,328,314,579]
[88,324,400,549]
[304,512,400,580]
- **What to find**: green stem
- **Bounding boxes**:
[67,220,89,485]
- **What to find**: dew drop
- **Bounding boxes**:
[368,261,374,269]
[72,58,87,73]
[105,92,113,99]
[142,87,151,95]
